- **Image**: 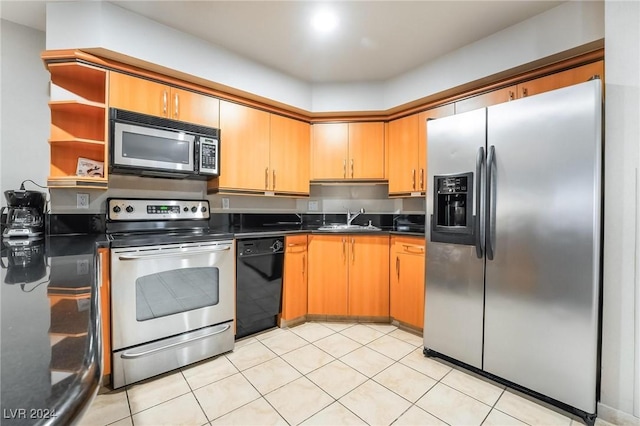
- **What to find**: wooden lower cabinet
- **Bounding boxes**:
[307,234,389,317]
[97,247,111,377]
[307,235,349,315]
[281,235,308,321]
[390,236,425,330]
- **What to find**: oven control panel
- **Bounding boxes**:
[108,198,210,221]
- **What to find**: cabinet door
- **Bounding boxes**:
[170,87,220,127]
[281,235,308,321]
[311,123,349,180]
[392,238,425,329]
[348,122,385,179]
[219,100,271,191]
[518,60,604,98]
[270,115,310,194]
[418,104,455,192]
[348,235,390,317]
[109,72,168,117]
[98,248,111,376]
[388,114,419,194]
[307,235,348,315]
[454,86,517,115]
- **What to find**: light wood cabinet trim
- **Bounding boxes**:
[98,248,111,377]
[42,48,603,123]
[454,85,517,114]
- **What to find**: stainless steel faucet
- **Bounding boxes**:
[347,208,365,226]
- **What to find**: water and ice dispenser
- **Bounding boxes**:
[431,172,475,245]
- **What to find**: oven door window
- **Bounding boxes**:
[135,267,219,321]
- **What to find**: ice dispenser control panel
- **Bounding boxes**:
[431,172,475,245]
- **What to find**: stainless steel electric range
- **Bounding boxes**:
[106,197,235,388]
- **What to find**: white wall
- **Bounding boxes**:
[0,20,50,206]
[44,1,604,114]
[600,0,640,422]
[45,1,312,112]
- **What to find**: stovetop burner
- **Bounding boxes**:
[106,197,232,247]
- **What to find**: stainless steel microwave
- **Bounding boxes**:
[109,108,220,180]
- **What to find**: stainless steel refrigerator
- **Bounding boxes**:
[424,79,602,420]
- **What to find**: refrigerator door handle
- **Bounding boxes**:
[486,144,496,260]
[475,146,485,258]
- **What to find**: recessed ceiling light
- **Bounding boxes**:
[311,9,339,33]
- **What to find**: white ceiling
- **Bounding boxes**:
[1,0,564,84]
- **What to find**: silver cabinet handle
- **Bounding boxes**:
[522,87,528,97]
[120,324,231,359]
[265,167,269,189]
[420,169,424,190]
[118,246,231,260]
[273,169,276,190]
[351,238,355,263]
[174,92,179,119]
[342,237,346,260]
[351,159,354,178]
[302,254,306,277]
[402,244,424,253]
[412,169,416,189]
[343,159,347,178]
[396,255,399,279]
[163,90,168,116]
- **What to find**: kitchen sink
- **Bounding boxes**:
[317,224,382,232]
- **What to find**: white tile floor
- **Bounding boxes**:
[80,322,616,426]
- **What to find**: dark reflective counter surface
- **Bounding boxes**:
[1,234,106,425]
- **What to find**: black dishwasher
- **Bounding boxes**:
[236,237,284,339]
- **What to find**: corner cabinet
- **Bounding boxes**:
[311,122,385,181]
[280,235,308,323]
[307,234,389,318]
[109,72,220,127]
[46,61,109,189]
[389,236,425,330]
[210,100,309,196]
[388,104,454,196]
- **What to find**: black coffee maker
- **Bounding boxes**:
[1,189,47,239]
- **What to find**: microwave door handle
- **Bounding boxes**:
[118,246,231,261]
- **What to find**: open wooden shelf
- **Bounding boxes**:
[47,176,108,189]
[48,137,105,148]
[48,62,106,104]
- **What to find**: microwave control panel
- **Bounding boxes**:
[199,137,219,176]
[107,198,210,221]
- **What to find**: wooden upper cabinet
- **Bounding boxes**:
[270,115,310,195]
[455,86,517,114]
[218,100,270,191]
[311,122,385,181]
[518,60,604,98]
[348,235,390,317]
[170,87,220,127]
[348,122,385,179]
[311,123,349,180]
[388,113,420,195]
[109,72,219,127]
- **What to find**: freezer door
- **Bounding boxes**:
[424,108,486,369]
[483,80,602,413]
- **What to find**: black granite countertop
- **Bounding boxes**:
[1,234,107,426]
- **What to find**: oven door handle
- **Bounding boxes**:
[119,323,231,359]
[118,246,231,260]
